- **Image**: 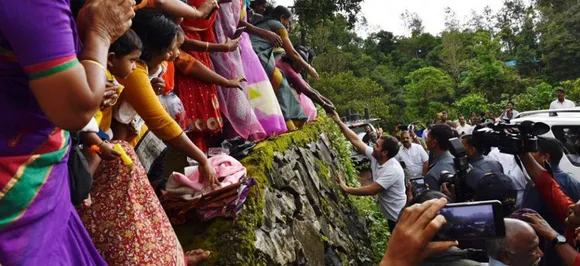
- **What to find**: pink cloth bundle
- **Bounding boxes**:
[166,155,246,200]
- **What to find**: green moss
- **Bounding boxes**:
[174,117,343,265]
[173,115,386,265]
[314,158,331,181]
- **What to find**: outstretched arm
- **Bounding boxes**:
[137,0,216,20]
[337,173,382,196]
[330,112,367,154]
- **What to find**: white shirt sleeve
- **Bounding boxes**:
[550,101,557,110]
[365,146,374,160]
[568,100,576,108]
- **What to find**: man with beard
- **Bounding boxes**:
[486,218,543,266]
[395,131,429,179]
[331,112,406,231]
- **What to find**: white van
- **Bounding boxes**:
[511,108,580,178]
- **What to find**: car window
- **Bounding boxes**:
[350,126,368,136]
[551,126,580,167]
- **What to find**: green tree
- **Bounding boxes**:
[538,4,580,81]
[454,93,490,117]
[404,67,455,120]
[462,31,523,100]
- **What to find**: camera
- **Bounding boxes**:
[439,138,472,202]
[471,120,550,155]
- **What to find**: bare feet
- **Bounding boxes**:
[186,249,211,266]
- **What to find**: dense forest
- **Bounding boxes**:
[288,0,580,130]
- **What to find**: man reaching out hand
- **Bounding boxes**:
[331,112,406,231]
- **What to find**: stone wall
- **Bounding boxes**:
[173,117,374,266]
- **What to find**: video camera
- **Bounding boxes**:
[439,138,472,202]
[471,120,550,155]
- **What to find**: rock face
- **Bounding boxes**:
[174,118,374,266]
[256,136,372,266]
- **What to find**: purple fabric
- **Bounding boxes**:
[238,3,287,136]
[0,1,106,265]
[210,0,266,141]
[197,176,256,221]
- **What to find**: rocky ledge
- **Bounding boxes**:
[173,117,375,266]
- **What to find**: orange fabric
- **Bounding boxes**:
[133,0,156,10]
[162,61,175,94]
[181,0,217,43]
[535,170,576,246]
[117,61,182,142]
[175,51,197,75]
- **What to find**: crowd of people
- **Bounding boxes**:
[332,87,580,265]
[0,0,337,265]
[4,0,580,265]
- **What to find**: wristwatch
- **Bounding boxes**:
[552,234,567,245]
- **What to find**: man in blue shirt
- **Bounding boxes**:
[424,124,456,191]
[522,137,580,265]
[461,134,504,191]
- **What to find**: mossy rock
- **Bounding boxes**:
[173,115,386,265]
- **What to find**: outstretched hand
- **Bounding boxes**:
[329,111,341,123]
[381,198,457,266]
[226,77,247,90]
[336,172,348,190]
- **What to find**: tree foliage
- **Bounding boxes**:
[287,0,580,131]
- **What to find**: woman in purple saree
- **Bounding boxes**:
[0,0,133,265]
[210,0,267,140]
[211,0,287,138]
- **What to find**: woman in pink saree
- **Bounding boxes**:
[236,0,288,136]
[210,0,268,140]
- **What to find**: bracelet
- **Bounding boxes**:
[81,59,107,74]
[205,42,209,52]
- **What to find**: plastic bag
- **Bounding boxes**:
[158,92,190,132]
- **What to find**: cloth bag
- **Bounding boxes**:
[67,132,93,206]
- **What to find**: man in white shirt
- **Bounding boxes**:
[455,114,472,136]
[500,101,520,121]
[331,112,406,232]
[395,131,429,179]
[550,87,575,109]
[487,148,528,207]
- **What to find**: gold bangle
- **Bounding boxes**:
[205,42,209,52]
[81,59,107,74]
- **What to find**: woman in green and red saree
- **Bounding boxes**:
[0,0,134,265]
[250,5,319,131]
